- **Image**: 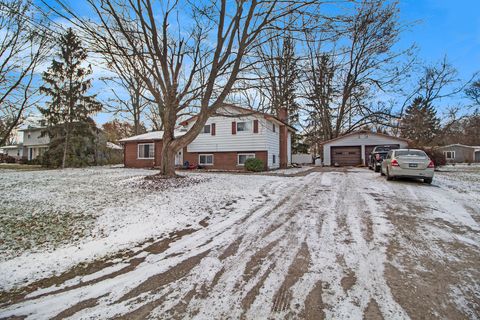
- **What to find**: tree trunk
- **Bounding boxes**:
[160,140,177,177]
[62,126,69,169]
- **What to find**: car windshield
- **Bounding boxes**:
[395,150,426,157]
[375,146,397,152]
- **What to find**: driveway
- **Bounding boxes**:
[0,168,479,319]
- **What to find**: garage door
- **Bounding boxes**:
[331,146,362,166]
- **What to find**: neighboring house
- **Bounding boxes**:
[1,145,24,160]
[436,144,480,163]
[321,130,410,166]
[120,105,296,170]
[19,123,49,161]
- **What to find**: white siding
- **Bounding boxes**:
[266,120,280,168]
[323,132,409,166]
[23,128,49,147]
[186,115,268,152]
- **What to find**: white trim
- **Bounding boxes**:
[198,154,214,165]
[137,143,155,159]
[237,153,256,166]
[443,150,455,160]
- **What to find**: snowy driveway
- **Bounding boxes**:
[0,167,479,319]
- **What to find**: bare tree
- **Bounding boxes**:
[101,55,151,135]
[301,0,413,142]
[46,0,314,176]
[0,0,50,146]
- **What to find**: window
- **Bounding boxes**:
[273,154,276,164]
[444,151,455,160]
[237,121,250,132]
[238,153,255,165]
[202,125,211,134]
[199,154,213,165]
[272,124,276,132]
[138,143,154,159]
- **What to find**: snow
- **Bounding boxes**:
[0,165,478,319]
[118,130,186,142]
[0,167,284,291]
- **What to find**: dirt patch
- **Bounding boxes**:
[384,204,480,319]
[165,286,198,319]
[363,298,383,320]
[340,269,357,293]
[241,264,275,318]
[51,294,108,320]
[118,250,210,303]
[243,239,280,283]
[133,174,209,191]
[144,228,197,254]
[271,242,311,313]
[302,280,325,320]
[361,211,374,243]
[199,217,210,228]
[219,236,243,261]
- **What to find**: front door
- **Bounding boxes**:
[175,149,183,166]
[29,148,33,160]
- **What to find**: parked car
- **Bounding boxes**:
[381,149,434,184]
[368,145,399,172]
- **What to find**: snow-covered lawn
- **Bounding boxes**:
[0,166,478,319]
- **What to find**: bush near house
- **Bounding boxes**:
[245,158,264,172]
[422,148,446,167]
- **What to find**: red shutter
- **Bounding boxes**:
[253,120,259,133]
[232,121,236,134]
[211,123,216,136]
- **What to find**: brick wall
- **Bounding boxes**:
[124,140,162,168]
[183,150,268,171]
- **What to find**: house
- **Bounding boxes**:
[1,117,124,163]
[321,130,410,166]
[435,144,480,163]
[0,118,49,161]
[120,105,296,170]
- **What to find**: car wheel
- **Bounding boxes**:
[374,166,380,173]
[386,168,393,181]
[424,178,432,184]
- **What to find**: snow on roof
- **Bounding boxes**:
[119,130,186,142]
[439,143,480,150]
[107,142,123,150]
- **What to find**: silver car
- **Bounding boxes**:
[381,149,434,184]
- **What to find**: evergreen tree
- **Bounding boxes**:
[40,28,102,168]
[401,97,440,147]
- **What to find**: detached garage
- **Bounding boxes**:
[322,130,409,166]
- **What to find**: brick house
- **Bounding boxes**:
[120,105,296,170]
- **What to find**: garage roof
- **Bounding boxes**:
[321,130,410,145]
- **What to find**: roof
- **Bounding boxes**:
[119,130,186,142]
[179,104,297,132]
[436,144,480,150]
[107,142,123,150]
[321,130,410,145]
[0,145,23,149]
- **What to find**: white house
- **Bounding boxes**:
[322,130,410,166]
[120,105,295,170]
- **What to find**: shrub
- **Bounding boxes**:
[423,148,446,167]
[244,158,264,172]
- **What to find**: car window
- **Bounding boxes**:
[395,150,427,157]
[386,151,392,159]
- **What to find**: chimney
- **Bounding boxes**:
[278,107,288,123]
